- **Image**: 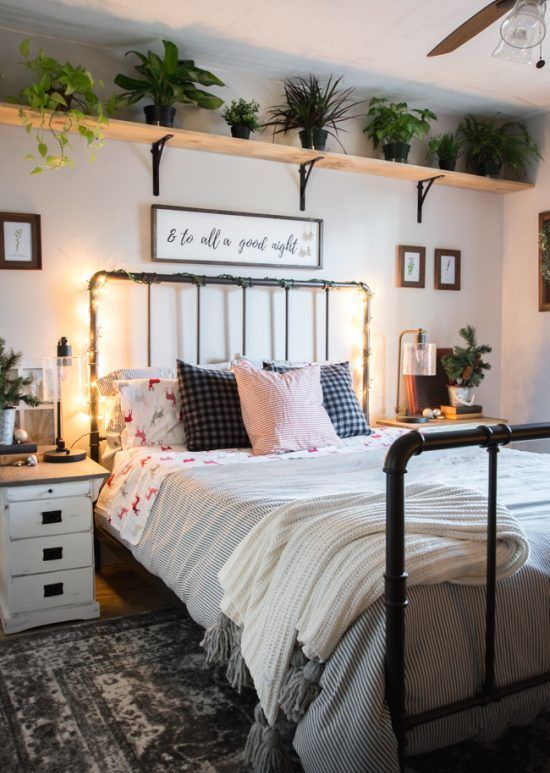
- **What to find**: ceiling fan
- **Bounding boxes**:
[428,0,547,65]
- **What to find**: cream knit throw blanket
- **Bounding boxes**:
[219,482,529,724]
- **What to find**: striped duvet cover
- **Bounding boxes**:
[96,433,550,773]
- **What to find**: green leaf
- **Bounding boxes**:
[162,40,179,74]
[38,142,47,157]
[20,39,30,58]
[30,166,43,174]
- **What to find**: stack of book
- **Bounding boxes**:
[0,443,38,465]
[441,405,483,420]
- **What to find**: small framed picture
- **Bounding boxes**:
[0,213,42,270]
[434,249,461,291]
[397,245,426,288]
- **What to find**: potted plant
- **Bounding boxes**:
[540,218,550,283]
[458,115,541,178]
[6,39,110,173]
[222,98,261,139]
[0,338,40,444]
[264,75,362,151]
[364,97,437,163]
[441,326,492,407]
[114,40,224,128]
[427,132,462,171]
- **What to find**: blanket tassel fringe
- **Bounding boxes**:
[245,704,293,773]
[226,625,252,692]
[279,656,324,723]
[200,612,234,666]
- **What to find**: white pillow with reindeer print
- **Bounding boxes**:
[114,378,186,450]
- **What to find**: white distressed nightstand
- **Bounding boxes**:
[0,457,108,634]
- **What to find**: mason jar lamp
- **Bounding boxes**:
[394,328,437,423]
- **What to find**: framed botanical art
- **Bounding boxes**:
[539,211,550,311]
[434,249,461,291]
[0,212,41,270]
[396,245,425,288]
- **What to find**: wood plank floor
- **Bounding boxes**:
[0,563,175,640]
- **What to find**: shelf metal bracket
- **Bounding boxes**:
[299,157,324,211]
[151,134,174,197]
[417,175,445,223]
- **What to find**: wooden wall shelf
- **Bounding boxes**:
[0,102,534,200]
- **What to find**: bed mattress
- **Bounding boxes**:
[95,431,550,772]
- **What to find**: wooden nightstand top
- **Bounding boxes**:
[0,457,109,487]
[377,417,508,430]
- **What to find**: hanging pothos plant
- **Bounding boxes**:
[540,219,550,283]
[7,40,113,173]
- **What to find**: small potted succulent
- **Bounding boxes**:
[114,40,224,128]
[458,115,541,178]
[7,39,110,173]
[441,326,491,407]
[0,338,40,444]
[222,98,261,139]
[264,74,362,151]
[364,97,437,163]
[427,132,462,171]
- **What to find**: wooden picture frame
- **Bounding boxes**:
[539,211,550,311]
[396,245,425,288]
[151,205,322,269]
[0,213,41,270]
[434,249,461,291]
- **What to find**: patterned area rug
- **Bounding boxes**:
[0,608,548,773]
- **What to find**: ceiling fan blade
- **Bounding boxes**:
[428,0,516,56]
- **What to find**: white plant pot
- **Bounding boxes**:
[448,385,475,407]
[0,407,16,444]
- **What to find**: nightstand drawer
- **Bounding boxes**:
[6,480,91,503]
[10,532,93,577]
[10,567,94,614]
[8,497,92,539]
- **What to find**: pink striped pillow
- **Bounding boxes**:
[232,360,339,455]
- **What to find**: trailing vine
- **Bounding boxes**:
[540,221,550,283]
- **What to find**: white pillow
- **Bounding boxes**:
[115,378,185,449]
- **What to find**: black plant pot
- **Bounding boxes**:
[144,105,176,128]
[299,128,328,151]
[439,157,457,171]
[469,157,502,178]
[231,124,251,140]
[383,142,411,163]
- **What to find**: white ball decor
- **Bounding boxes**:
[422,408,434,419]
[13,428,29,443]
[432,408,442,418]
[27,454,38,466]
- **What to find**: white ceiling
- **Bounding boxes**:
[1,0,549,115]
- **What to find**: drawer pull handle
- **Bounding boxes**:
[41,510,62,525]
[43,582,64,598]
[43,547,63,562]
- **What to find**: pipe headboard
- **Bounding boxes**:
[88,269,372,463]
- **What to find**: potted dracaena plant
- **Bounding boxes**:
[427,132,462,171]
[458,115,541,178]
[6,39,111,173]
[441,325,492,408]
[114,40,224,128]
[0,338,40,444]
[264,75,362,152]
[364,97,437,163]
[222,98,261,139]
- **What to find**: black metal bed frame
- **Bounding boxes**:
[88,269,372,463]
[384,422,550,769]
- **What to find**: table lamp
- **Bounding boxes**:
[43,337,87,463]
[395,328,437,423]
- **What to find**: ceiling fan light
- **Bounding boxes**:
[500,0,546,49]
[492,37,536,62]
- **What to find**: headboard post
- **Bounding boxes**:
[88,270,373,461]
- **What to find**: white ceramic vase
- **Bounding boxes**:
[0,407,16,444]
[447,385,475,407]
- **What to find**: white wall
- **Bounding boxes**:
[0,30,505,445]
[502,113,550,451]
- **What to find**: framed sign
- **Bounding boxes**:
[152,205,322,269]
[434,249,461,291]
[539,211,550,311]
[0,212,41,270]
[396,245,425,288]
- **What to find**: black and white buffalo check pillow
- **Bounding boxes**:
[263,360,370,438]
[177,361,250,451]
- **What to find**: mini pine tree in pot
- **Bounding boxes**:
[0,338,40,444]
[441,325,491,407]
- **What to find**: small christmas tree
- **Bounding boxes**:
[441,326,492,387]
[0,338,40,408]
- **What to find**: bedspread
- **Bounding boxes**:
[96,434,550,773]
